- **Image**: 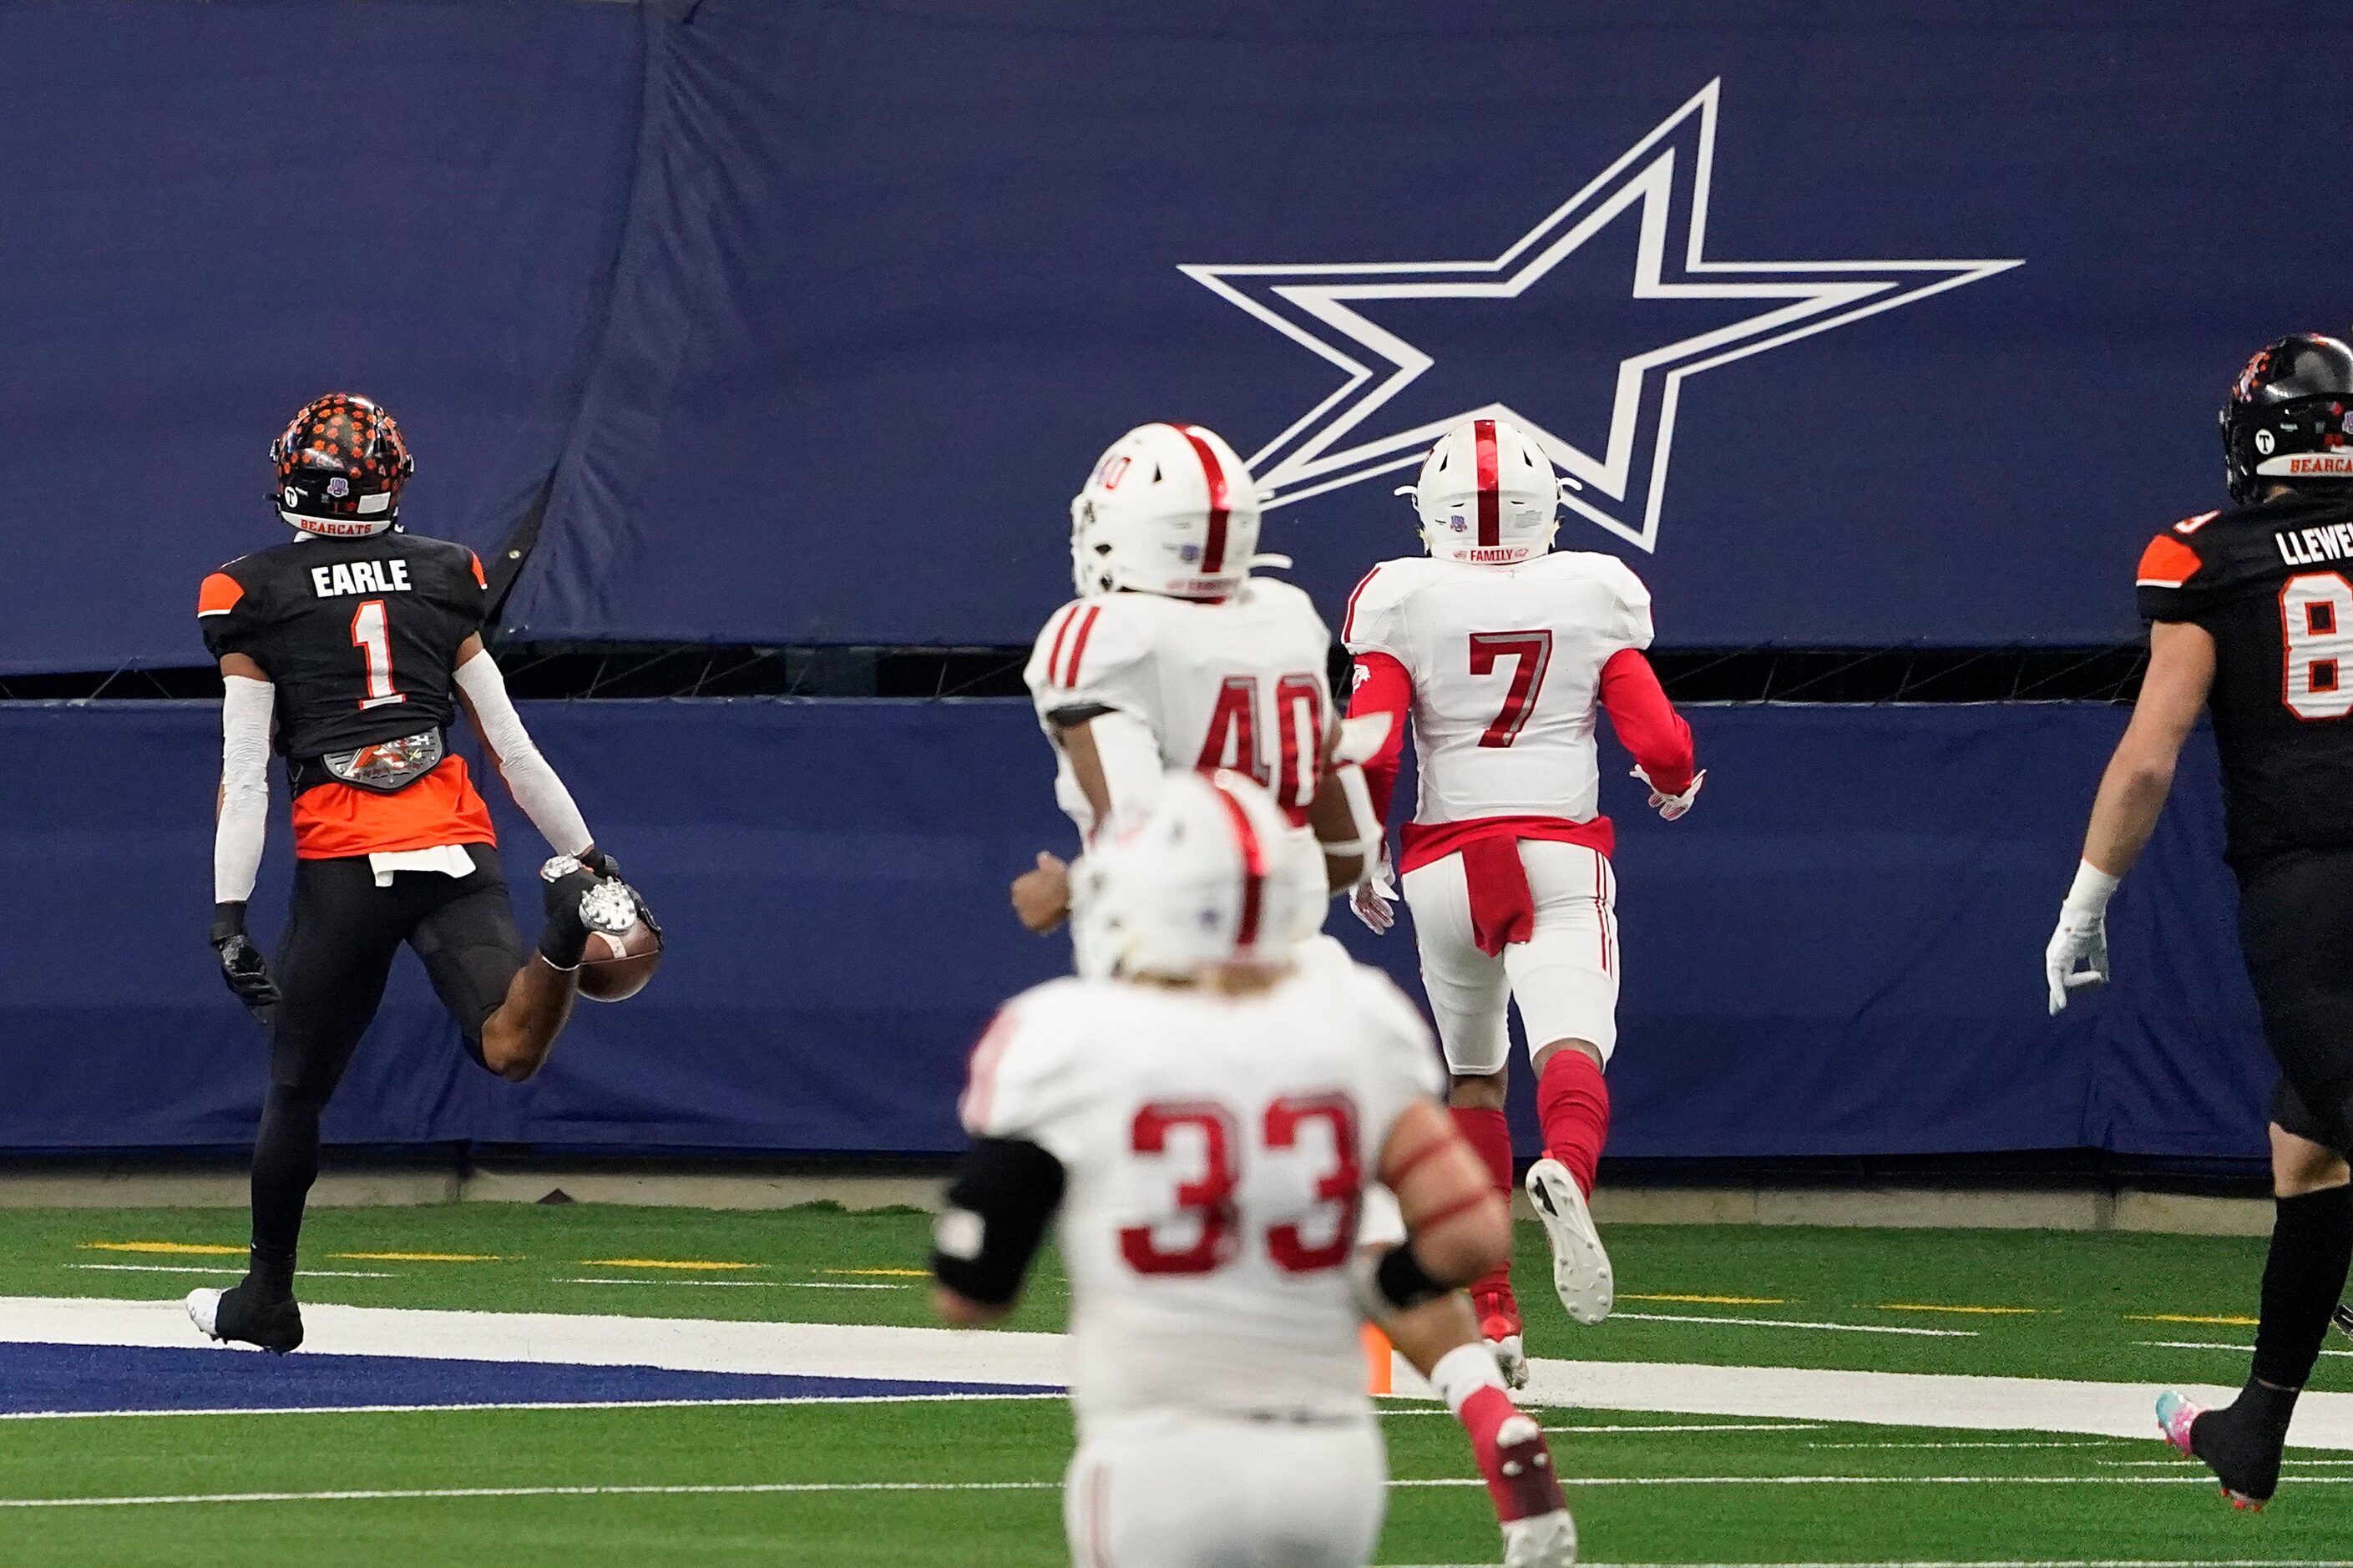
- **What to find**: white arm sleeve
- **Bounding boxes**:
[214,675,275,904]
[1082,708,1166,821]
[453,649,594,857]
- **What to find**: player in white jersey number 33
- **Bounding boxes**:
[934,771,1575,1568]
[1345,416,1703,1381]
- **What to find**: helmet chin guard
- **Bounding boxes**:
[1399,416,1561,565]
[1070,423,1263,599]
[1070,770,1308,983]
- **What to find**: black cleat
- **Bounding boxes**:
[186,1280,304,1354]
[2334,1302,2353,1343]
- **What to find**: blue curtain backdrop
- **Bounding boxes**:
[5,3,2353,670]
[0,699,2271,1160]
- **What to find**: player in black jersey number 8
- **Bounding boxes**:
[2047,334,2353,1510]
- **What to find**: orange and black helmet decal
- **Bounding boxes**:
[271,392,414,524]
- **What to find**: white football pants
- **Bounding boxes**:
[1065,1410,1386,1567]
[1401,839,1620,1074]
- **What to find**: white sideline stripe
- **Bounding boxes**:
[1543,1423,1827,1434]
[7,1297,2353,1449]
[5,1475,2353,1511]
[1610,1312,1976,1339]
[69,1266,396,1279]
[0,1393,1064,1423]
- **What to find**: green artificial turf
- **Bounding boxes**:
[1,1204,2346,1565]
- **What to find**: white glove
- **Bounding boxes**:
[1632,764,1705,821]
[1352,861,1398,935]
[2045,860,2120,1015]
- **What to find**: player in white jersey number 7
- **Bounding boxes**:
[1344,416,1703,1384]
[937,771,1576,1568]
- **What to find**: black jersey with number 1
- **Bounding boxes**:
[2137,490,2353,873]
[197,530,488,761]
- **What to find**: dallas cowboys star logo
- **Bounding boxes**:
[1182,79,2021,550]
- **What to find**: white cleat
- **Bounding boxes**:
[1488,1332,1529,1392]
[1525,1158,1614,1325]
[185,1287,224,1341]
[1502,1506,1578,1567]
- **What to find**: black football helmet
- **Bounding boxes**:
[270,392,414,536]
[2221,333,2353,505]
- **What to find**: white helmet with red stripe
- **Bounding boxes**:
[1399,415,1562,565]
[1070,769,1307,982]
[1070,422,1263,599]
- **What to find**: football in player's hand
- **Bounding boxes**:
[579,915,662,1002]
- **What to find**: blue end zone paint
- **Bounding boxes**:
[0,1342,1054,1416]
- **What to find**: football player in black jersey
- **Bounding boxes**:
[2047,335,2353,1507]
[189,392,655,1354]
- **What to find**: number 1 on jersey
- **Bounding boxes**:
[350,599,407,711]
[1469,630,1553,747]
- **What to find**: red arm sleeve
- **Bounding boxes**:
[1597,647,1694,796]
[1344,652,1413,827]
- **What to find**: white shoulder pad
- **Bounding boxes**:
[1547,551,1655,650]
[959,979,1102,1147]
[1025,595,1155,724]
[1340,557,1425,659]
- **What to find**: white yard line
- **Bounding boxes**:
[1609,1313,1976,1339]
[7,1296,2352,1449]
[1809,1439,2123,1451]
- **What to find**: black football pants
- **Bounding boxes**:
[250,845,524,1272]
[2239,850,2353,1157]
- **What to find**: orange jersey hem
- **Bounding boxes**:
[1399,813,1615,877]
[291,755,497,860]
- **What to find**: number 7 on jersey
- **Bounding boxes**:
[1469,630,1553,748]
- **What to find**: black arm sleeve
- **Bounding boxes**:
[929,1136,1067,1308]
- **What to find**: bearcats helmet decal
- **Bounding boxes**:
[271,392,414,536]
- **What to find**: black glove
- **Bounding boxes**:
[210,902,281,1016]
[579,846,620,881]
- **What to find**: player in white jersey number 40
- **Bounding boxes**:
[1343,416,1703,1383]
[937,771,1576,1568]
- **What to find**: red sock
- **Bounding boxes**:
[1458,1384,1566,1523]
[1536,1050,1611,1197]
[1450,1106,1516,1299]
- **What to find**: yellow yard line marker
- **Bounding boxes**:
[331,1252,504,1263]
[579,1258,761,1272]
[78,1242,243,1257]
[1619,1292,1786,1306]
[1877,1302,2045,1316]
[2127,1312,2259,1327]
[824,1268,931,1278]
